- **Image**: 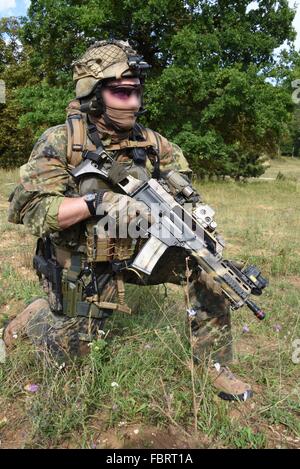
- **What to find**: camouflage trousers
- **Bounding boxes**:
[127,246,233,366]
[4,248,232,365]
[3,298,108,364]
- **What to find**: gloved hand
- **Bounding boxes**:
[99,192,154,236]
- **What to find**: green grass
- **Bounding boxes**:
[0,160,299,449]
[261,156,300,181]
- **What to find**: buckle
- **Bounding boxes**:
[72,143,83,152]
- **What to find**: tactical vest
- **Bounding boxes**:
[50,107,161,320]
[65,104,161,177]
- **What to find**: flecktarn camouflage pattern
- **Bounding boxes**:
[73,40,139,99]
[7,39,233,372]
[4,298,108,363]
[7,120,233,364]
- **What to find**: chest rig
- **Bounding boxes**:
[66,105,161,178]
[44,108,161,321]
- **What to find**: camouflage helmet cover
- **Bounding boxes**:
[73,39,143,99]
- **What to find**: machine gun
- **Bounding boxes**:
[72,147,268,320]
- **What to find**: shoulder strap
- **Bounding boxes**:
[65,101,162,168]
[66,101,95,167]
[66,113,87,167]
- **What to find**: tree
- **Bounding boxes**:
[277,50,300,157]
[2,0,298,176]
[0,18,36,169]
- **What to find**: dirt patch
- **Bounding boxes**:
[0,400,33,449]
[235,336,259,355]
[288,277,300,288]
[0,232,34,254]
[0,299,26,323]
[62,421,211,449]
[227,389,300,449]
[256,205,275,211]
[234,334,279,357]
[99,423,209,449]
[260,422,300,449]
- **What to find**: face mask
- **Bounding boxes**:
[104,105,140,131]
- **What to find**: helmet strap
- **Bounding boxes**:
[79,83,104,116]
[80,81,146,131]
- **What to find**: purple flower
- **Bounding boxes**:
[242,325,250,333]
[24,384,39,393]
[273,324,282,333]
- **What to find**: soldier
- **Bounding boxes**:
[4,40,252,402]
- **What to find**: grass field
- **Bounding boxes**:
[0,158,299,449]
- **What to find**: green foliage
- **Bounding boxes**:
[0,90,34,169]
[146,61,292,177]
[0,18,37,168]
[0,1,299,175]
[17,83,73,139]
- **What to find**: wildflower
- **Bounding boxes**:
[24,384,39,393]
[111,381,119,388]
[187,308,197,318]
[242,325,250,333]
[274,324,282,333]
[214,362,221,372]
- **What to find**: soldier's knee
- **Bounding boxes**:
[4,298,107,363]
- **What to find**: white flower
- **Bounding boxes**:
[214,362,221,372]
[111,381,119,388]
[187,308,197,317]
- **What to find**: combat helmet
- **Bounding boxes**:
[73,39,150,99]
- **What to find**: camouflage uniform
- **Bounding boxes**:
[6,41,232,365]
[6,121,232,364]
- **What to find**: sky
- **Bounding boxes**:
[0,0,300,50]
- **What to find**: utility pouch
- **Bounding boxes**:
[114,238,138,261]
[61,254,85,318]
[86,222,115,262]
[86,221,138,263]
[61,254,116,319]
